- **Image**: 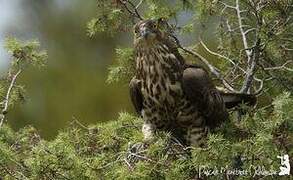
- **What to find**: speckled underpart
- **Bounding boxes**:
[135,43,208,146]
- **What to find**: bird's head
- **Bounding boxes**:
[134,19,166,46]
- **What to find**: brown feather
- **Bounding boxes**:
[131,19,257,145]
[129,77,143,115]
[182,66,229,129]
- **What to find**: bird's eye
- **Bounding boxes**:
[152,23,157,29]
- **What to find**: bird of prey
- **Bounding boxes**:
[129,19,256,146]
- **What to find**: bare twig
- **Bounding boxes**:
[241,39,261,93]
[263,60,293,72]
[236,0,252,64]
[181,45,238,92]
[71,116,89,130]
[235,0,262,93]
[200,40,236,66]
[124,158,134,170]
[219,1,236,10]
[0,69,22,127]
[135,0,143,9]
[259,62,293,91]
[129,152,154,162]
[219,0,291,94]
[127,0,143,20]
[119,0,143,20]
[169,34,238,92]
[226,19,232,32]
[253,76,264,95]
[200,39,249,76]
[244,28,256,35]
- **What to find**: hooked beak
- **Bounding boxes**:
[140,27,151,39]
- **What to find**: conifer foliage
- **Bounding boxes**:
[0,0,292,179]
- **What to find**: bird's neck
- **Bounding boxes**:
[135,42,183,80]
[135,42,184,105]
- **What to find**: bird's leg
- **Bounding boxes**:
[141,109,158,142]
[186,124,209,147]
[142,122,155,142]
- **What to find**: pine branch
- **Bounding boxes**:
[0,69,22,127]
[170,34,238,92]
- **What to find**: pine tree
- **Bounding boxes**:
[0,0,292,179]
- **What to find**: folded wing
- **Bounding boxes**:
[182,65,256,129]
[129,77,143,115]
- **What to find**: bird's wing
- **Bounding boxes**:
[129,77,143,115]
[182,65,229,129]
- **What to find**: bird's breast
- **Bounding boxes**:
[136,46,183,107]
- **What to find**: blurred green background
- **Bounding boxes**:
[0,0,134,139]
[0,0,218,139]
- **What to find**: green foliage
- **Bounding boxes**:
[5,37,47,68]
[1,0,292,179]
[0,38,47,112]
[191,92,293,179]
[210,0,293,92]
[180,23,194,34]
[0,94,292,179]
[86,0,133,37]
[87,0,196,37]
[107,47,135,84]
[144,0,181,19]
[93,0,292,94]
[195,0,217,19]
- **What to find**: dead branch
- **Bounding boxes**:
[236,0,252,64]
[263,60,293,72]
[127,0,143,20]
[259,62,293,91]
[128,152,154,162]
[219,0,266,95]
[168,34,238,92]
[219,1,236,11]
[71,116,89,130]
[199,39,249,75]
[135,0,143,9]
[118,0,143,20]
[182,47,237,92]
[0,69,22,127]
[234,0,262,93]
[253,76,264,95]
[123,158,134,171]
[240,39,261,93]
[244,28,256,35]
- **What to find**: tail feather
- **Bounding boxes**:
[220,92,257,109]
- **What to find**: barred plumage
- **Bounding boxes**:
[130,20,256,146]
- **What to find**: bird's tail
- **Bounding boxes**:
[220,92,257,109]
